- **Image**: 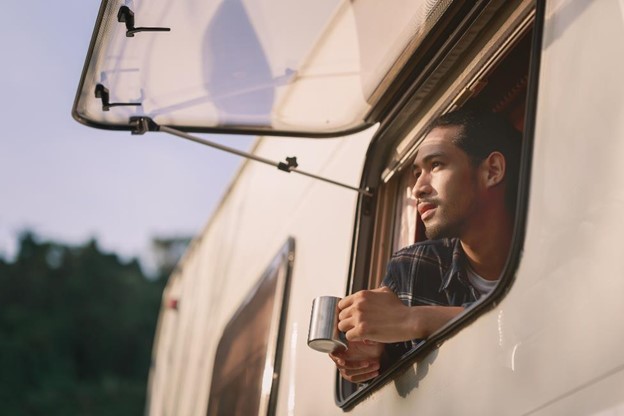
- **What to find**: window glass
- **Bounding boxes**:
[207,239,294,415]
[73,0,459,135]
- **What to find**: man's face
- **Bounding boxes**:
[412,126,480,240]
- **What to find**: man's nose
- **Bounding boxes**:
[412,174,432,199]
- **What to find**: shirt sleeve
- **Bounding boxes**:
[379,252,419,357]
[380,258,399,291]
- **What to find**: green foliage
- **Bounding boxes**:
[0,232,166,415]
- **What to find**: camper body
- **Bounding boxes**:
[73,0,624,414]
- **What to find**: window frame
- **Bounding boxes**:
[337,0,544,408]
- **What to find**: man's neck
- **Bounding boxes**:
[459,210,513,281]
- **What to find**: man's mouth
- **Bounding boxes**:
[418,202,436,221]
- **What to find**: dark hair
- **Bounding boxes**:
[427,107,522,212]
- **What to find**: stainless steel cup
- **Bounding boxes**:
[307,296,348,353]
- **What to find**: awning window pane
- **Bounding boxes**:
[74,0,454,135]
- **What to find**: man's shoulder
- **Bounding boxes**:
[383,238,460,296]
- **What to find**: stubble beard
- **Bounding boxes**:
[423,205,464,240]
[424,221,457,240]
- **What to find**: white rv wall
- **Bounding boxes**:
[350,1,624,415]
[148,1,624,415]
[147,125,374,416]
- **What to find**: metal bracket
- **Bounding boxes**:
[130,117,160,135]
[95,84,142,111]
[128,118,373,197]
[117,6,171,37]
[277,157,298,172]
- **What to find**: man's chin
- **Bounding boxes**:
[424,224,440,240]
[424,222,454,240]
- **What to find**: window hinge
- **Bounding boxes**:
[117,6,171,37]
[95,84,142,111]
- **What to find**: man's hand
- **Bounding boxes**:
[329,340,384,383]
[330,287,464,382]
[337,287,465,343]
[337,287,414,343]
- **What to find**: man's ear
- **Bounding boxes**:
[481,151,506,188]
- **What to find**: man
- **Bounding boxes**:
[330,108,521,383]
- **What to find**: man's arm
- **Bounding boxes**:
[329,287,463,382]
[337,287,464,343]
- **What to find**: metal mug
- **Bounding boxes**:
[307,296,348,353]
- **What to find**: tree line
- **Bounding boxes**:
[0,232,179,415]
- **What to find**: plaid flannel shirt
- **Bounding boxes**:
[381,237,479,353]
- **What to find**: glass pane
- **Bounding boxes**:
[206,239,293,415]
[74,0,455,135]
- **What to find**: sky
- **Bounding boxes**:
[0,1,253,270]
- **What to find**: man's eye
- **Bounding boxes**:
[412,166,421,178]
[431,161,442,169]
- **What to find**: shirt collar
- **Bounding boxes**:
[439,238,467,292]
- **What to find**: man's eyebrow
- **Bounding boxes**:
[413,151,446,167]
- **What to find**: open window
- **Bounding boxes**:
[369,30,532,287]
[73,0,479,137]
[339,0,541,407]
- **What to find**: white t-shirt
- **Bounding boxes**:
[466,264,498,297]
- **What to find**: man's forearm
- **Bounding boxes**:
[403,305,465,339]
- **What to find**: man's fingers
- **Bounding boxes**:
[339,362,380,383]
[340,316,375,340]
[328,352,344,366]
[331,354,379,371]
[338,360,373,371]
[338,306,351,322]
[337,295,354,310]
[341,370,380,383]
[337,316,354,333]
[330,339,383,383]
[345,324,370,342]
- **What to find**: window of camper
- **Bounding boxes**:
[338,0,540,408]
[73,0,472,137]
[207,239,294,415]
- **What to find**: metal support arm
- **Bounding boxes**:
[129,117,373,197]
